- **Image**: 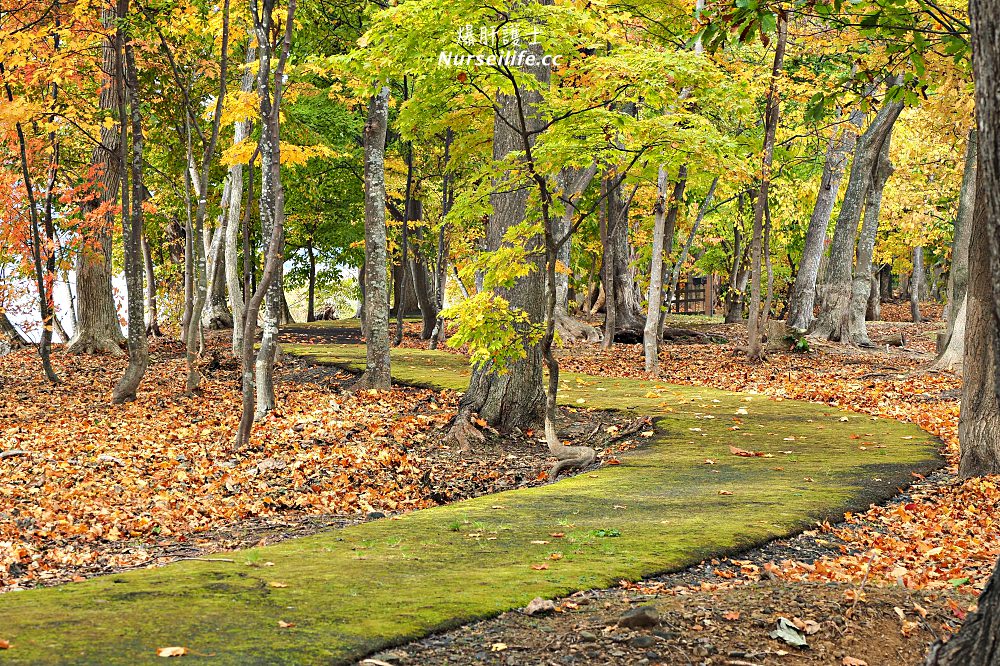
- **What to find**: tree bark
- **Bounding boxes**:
[944,129,977,330]
[224,44,256,356]
[353,86,392,390]
[447,35,548,445]
[644,167,669,374]
[747,14,786,361]
[847,123,896,346]
[811,94,903,341]
[787,111,860,330]
[113,38,149,404]
[910,246,924,323]
[235,0,294,449]
[142,234,162,336]
[68,5,126,356]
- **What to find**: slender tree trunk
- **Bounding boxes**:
[657,171,687,338]
[644,167,668,374]
[430,128,453,349]
[202,195,233,329]
[142,234,162,336]
[235,0,295,449]
[3,73,58,381]
[668,177,718,311]
[911,246,924,323]
[747,14,787,361]
[68,6,126,356]
[225,44,256,356]
[353,86,392,390]
[787,112,860,330]
[113,39,149,403]
[600,178,617,349]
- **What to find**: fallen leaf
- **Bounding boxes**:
[278,620,295,628]
[269,581,289,588]
[0,640,9,649]
[843,658,868,666]
[156,647,188,658]
[723,611,740,621]
[531,563,549,570]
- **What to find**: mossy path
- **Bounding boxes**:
[0,335,942,665]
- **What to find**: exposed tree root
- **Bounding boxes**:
[66,333,126,357]
[555,312,602,344]
[444,410,487,452]
[545,419,596,478]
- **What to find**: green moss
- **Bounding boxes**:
[0,339,941,665]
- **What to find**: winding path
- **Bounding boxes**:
[0,334,941,665]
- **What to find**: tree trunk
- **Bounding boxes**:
[608,173,644,331]
[866,271,880,321]
[113,39,149,404]
[944,129,977,331]
[848,123,896,346]
[747,14,787,361]
[879,264,893,301]
[644,167,669,374]
[932,294,965,373]
[554,164,597,314]
[447,36,548,445]
[811,94,903,341]
[724,221,748,323]
[235,0,294,449]
[225,44,256,356]
[142,233,162,336]
[306,241,316,322]
[910,246,924,323]
[668,176,718,313]
[0,312,27,357]
[787,111,859,330]
[68,5,126,356]
[353,86,392,390]
[202,208,233,329]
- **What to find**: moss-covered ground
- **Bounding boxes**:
[0,336,941,665]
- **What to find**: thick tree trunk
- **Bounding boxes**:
[448,39,548,444]
[787,112,859,330]
[811,95,903,341]
[866,271,880,321]
[848,125,895,346]
[353,86,392,390]
[932,294,965,372]
[944,129,977,329]
[747,15,786,361]
[608,174,644,331]
[113,40,149,404]
[0,312,27,357]
[68,6,126,356]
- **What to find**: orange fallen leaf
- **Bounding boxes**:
[549,553,563,560]
[474,418,487,427]
[278,620,295,628]
[605,458,621,465]
[531,563,549,570]
[718,490,734,496]
[549,532,565,538]
[156,647,188,657]
[729,445,765,457]
[0,639,9,649]
[723,611,740,621]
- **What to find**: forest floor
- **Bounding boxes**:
[0,315,942,664]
